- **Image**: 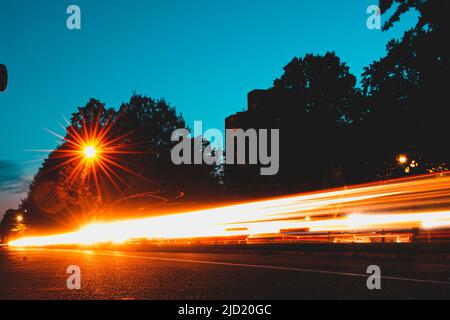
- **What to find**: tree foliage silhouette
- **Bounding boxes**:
[224,0,448,193]
[17,95,220,231]
[0,209,21,242]
[225,52,365,191]
[363,0,449,176]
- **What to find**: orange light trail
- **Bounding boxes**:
[9,172,450,247]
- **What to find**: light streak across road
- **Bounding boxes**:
[9,172,450,247]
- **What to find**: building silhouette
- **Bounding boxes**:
[224,89,282,198]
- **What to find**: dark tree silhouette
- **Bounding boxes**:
[113,95,221,208]
[0,209,19,242]
[0,208,28,242]
[225,0,448,192]
[362,0,450,177]
[225,52,365,193]
[273,52,361,124]
[380,0,448,31]
[272,52,366,187]
[16,95,220,232]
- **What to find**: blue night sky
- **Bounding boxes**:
[0,0,418,212]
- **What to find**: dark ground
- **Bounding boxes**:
[1,247,449,299]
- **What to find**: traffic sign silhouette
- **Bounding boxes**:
[0,64,7,91]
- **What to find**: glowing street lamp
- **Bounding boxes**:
[397,154,408,165]
[32,111,142,198]
[83,145,97,159]
[16,214,23,223]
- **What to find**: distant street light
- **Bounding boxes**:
[0,64,7,92]
[16,214,23,223]
[397,154,408,165]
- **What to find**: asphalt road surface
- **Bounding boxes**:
[1,247,449,299]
